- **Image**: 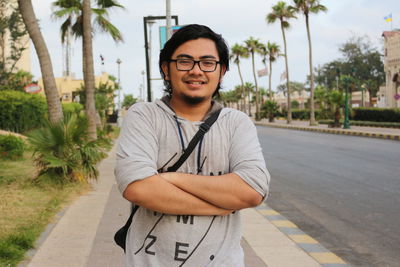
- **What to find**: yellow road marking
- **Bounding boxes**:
[289,234,318,244]
[309,252,346,264]
[271,220,297,228]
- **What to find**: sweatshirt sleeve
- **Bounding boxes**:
[114,104,159,194]
[229,112,270,200]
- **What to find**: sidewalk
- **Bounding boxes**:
[254,118,400,141]
[21,146,349,267]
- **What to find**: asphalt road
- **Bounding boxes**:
[257,126,400,267]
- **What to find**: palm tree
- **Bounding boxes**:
[243,82,255,116]
[265,42,281,101]
[82,0,97,140]
[293,0,327,126]
[51,0,124,43]
[230,43,249,113]
[53,0,124,140]
[17,0,63,123]
[244,37,264,120]
[267,1,296,124]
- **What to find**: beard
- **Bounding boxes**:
[181,93,207,105]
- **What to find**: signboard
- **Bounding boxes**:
[24,83,42,94]
[159,25,182,49]
[394,93,400,100]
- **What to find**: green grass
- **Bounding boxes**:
[0,150,90,267]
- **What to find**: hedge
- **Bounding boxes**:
[319,120,400,128]
[0,134,25,159]
[351,108,400,122]
[280,109,333,120]
[0,90,47,133]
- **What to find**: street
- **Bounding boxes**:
[258,126,400,267]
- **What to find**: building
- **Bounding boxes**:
[38,72,116,103]
[0,0,31,73]
[378,31,400,108]
[274,90,309,110]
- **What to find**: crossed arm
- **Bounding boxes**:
[123,172,263,216]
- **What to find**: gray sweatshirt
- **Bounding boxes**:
[115,97,270,267]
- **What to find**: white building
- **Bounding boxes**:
[0,0,31,73]
[378,31,400,108]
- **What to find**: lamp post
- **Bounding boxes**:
[116,58,122,126]
[166,0,172,39]
[141,70,145,101]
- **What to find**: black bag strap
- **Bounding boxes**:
[167,108,222,172]
[121,108,222,236]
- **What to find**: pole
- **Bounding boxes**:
[143,18,151,102]
[116,58,122,126]
[166,0,172,40]
[148,20,155,102]
[141,70,145,101]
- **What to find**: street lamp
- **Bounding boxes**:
[116,58,122,126]
[141,70,145,101]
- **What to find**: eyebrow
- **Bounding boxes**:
[175,54,217,60]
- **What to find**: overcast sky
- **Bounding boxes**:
[30,0,399,100]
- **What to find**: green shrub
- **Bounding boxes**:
[0,135,25,159]
[352,108,400,122]
[0,90,47,133]
[62,102,83,116]
[28,114,106,183]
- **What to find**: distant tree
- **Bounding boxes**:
[293,0,327,125]
[267,1,296,123]
[122,94,137,109]
[230,43,249,113]
[244,37,264,120]
[243,82,255,116]
[264,42,282,101]
[17,0,63,123]
[277,81,305,95]
[338,35,384,104]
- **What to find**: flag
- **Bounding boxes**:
[280,71,287,81]
[257,68,268,77]
[384,13,392,22]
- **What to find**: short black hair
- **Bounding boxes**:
[159,24,230,97]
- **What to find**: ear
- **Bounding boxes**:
[161,62,170,80]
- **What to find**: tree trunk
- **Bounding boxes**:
[17,0,63,123]
[236,62,246,113]
[281,22,291,124]
[306,14,317,126]
[248,87,252,117]
[251,52,260,121]
[269,59,273,101]
[82,0,97,140]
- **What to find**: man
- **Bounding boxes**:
[115,24,270,266]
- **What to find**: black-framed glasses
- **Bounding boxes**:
[169,59,220,72]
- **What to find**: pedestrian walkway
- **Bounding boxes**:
[21,146,349,267]
[254,118,400,141]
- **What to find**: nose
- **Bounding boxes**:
[189,61,203,75]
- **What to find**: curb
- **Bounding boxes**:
[255,203,350,267]
[254,122,400,141]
